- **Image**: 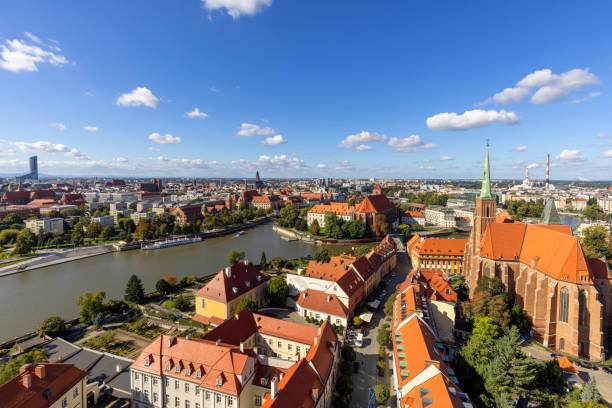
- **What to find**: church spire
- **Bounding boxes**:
[540,198,562,225]
[480,140,492,199]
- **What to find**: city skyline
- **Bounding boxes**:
[1,1,612,179]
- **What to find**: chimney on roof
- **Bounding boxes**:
[22,373,32,389]
[327,295,331,302]
[312,388,319,401]
[19,364,31,374]
[115,364,122,373]
[240,342,245,353]
[279,373,284,380]
[34,364,45,379]
[235,313,239,320]
[270,377,278,399]
[168,337,176,348]
[225,267,231,278]
[318,326,322,335]
[216,338,221,346]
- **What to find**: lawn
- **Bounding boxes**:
[82,331,135,357]
[121,318,165,340]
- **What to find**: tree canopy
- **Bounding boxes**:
[581,225,611,258]
[227,250,246,265]
[235,297,258,314]
[125,274,145,304]
[267,278,289,305]
[36,316,66,337]
[76,291,106,324]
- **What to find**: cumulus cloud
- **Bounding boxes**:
[427,109,519,131]
[49,122,66,131]
[336,160,355,171]
[526,162,541,169]
[66,148,89,160]
[438,156,454,161]
[209,87,219,93]
[201,0,272,19]
[14,141,70,153]
[116,87,159,108]
[387,135,438,152]
[513,145,528,152]
[598,150,612,158]
[260,135,287,145]
[555,149,586,163]
[338,131,386,149]
[157,156,207,167]
[419,165,435,171]
[113,157,129,163]
[316,164,328,169]
[236,123,275,137]
[482,68,600,106]
[83,125,98,132]
[147,146,160,152]
[186,108,208,119]
[232,154,306,171]
[148,133,181,144]
[0,35,69,72]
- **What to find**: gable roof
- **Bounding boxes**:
[413,238,467,257]
[297,289,349,318]
[195,262,269,303]
[479,223,526,261]
[355,194,396,214]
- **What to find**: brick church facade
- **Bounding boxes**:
[463,145,611,361]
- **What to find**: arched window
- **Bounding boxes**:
[560,338,565,350]
[559,288,569,323]
[495,264,502,279]
[483,264,490,278]
[578,290,587,327]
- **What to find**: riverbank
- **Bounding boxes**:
[273,224,381,245]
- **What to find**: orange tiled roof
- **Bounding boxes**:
[308,202,354,216]
[555,357,579,375]
[409,269,457,302]
[413,238,467,257]
[195,262,269,303]
[588,258,610,279]
[297,289,348,317]
[479,223,527,261]
[355,194,396,213]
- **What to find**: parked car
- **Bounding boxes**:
[550,353,561,359]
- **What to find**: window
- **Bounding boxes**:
[135,373,140,380]
[201,299,206,308]
[315,314,320,319]
[483,264,490,278]
[73,387,79,399]
[288,344,292,351]
[153,378,158,385]
[144,375,148,383]
[268,339,273,345]
[144,390,149,400]
[175,380,179,390]
[560,287,569,323]
[336,319,341,325]
[216,395,222,403]
[153,393,158,403]
[175,397,180,407]
[228,397,234,406]
[296,346,300,354]
[206,391,210,400]
[165,378,169,386]
[277,341,282,348]
[560,338,565,350]
[185,368,191,376]
[175,366,181,374]
[255,395,262,406]
[61,397,68,408]
[195,370,201,379]
[165,363,171,371]
[578,290,587,327]
[196,404,201,408]
[185,383,189,393]
[185,401,190,408]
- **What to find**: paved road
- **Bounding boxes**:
[351,250,411,408]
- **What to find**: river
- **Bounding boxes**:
[0,222,343,342]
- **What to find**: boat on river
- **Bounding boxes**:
[141,237,202,250]
[235,231,246,237]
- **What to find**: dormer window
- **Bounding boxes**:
[165,363,171,371]
[185,368,191,376]
[145,359,150,367]
[175,366,181,374]
[196,371,201,379]
[216,378,222,387]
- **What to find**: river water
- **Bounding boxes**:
[0,223,337,342]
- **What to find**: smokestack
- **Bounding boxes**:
[270,377,278,399]
[546,153,550,190]
[525,167,529,181]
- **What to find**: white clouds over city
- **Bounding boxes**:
[0,34,69,72]
[236,123,275,137]
[116,87,159,108]
[556,149,587,164]
[201,0,272,19]
[148,133,181,144]
[186,108,208,119]
[338,131,386,150]
[427,109,519,130]
[83,125,98,132]
[513,145,528,152]
[260,135,287,145]
[12,140,89,160]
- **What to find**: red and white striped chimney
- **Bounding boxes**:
[546,154,550,190]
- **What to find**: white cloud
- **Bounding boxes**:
[236,123,275,137]
[531,86,566,104]
[113,157,129,163]
[427,109,519,130]
[510,160,526,169]
[148,146,160,152]
[387,135,438,152]
[49,122,66,131]
[419,165,435,171]
[116,87,159,108]
[148,133,181,144]
[260,135,287,145]
[83,91,94,97]
[0,36,69,72]
[568,91,602,104]
[598,150,612,158]
[209,87,219,93]
[14,141,70,153]
[316,164,328,169]
[492,87,529,105]
[186,108,208,119]
[201,0,272,19]
[0,147,16,157]
[232,154,306,171]
[83,125,98,132]
[513,145,528,152]
[66,148,89,160]
[438,156,454,161]
[556,149,586,163]
[338,131,386,149]
[157,156,207,167]
[336,160,355,171]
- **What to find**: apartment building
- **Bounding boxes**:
[423,206,456,228]
[0,363,87,408]
[306,202,355,227]
[91,215,115,229]
[130,311,339,408]
[406,235,466,275]
[25,218,64,235]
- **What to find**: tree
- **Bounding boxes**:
[134,220,155,240]
[0,229,19,245]
[86,221,102,238]
[71,227,84,246]
[377,327,391,347]
[125,274,145,304]
[341,345,356,362]
[236,297,258,313]
[581,225,611,258]
[583,204,606,221]
[76,291,106,324]
[353,245,372,258]
[0,349,47,385]
[267,278,289,305]
[173,295,192,312]
[313,248,330,263]
[347,220,366,239]
[510,305,531,334]
[374,385,390,404]
[36,316,66,337]
[310,219,320,236]
[12,228,35,255]
[581,377,601,403]
[336,375,353,396]
[473,316,500,339]
[260,251,267,268]
[227,250,245,265]
[270,257,285,270]
[353,316,363,327]
[101,226,114,240]
[93,312,105,328]
[373,214,389,237]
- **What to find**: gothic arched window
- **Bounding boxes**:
[559,287,569,323]
[578,290,587,327]
[483,264,490,278]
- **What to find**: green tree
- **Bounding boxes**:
[310,219,320,236]
[0,349,47,385]
[76,291,106,324]
[374,384,390,404]
[260,251,267,268]
[86,221,102,238]
[313,248,330,263]
[336,375,353,396]
[377,327,391,347]
[353,245,372,258]
[270,256,285,270]
[473,316,500,339]
[347,220,366,239]
[373,214,389,237]
[100,226,114,240]
[581,377,601,403]
[134,220,155,240]
[341,345,356,362]
[36,316,66,337]
[267,278,289,305]
[581,225,611,258]
[71,227,84,246]
[227,250,245,265]
[235,297,258,313]
[0,229,19,245]
[279,203,298,228]
[173,295,192,312]
[12,228,35,255]
[93,312,105,328]
[583,204,606,221]
[125,274,145,304]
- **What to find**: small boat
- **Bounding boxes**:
[235,231,246,237]
[17,265,28,271]
[142,237,202,250]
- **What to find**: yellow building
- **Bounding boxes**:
[194,261,270,326]
[406,235,467,276]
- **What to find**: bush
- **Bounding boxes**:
[377,327,391,348]
[36,316,66,337]
[353,316,363,327]
[93,312,105,328]
[340,360,353,376]
[173,295,193,312]
[341,345,356,362]
[376,359,386,376]
[0,349,47,385]
[333,396,350,408]
[374,384,390,404]
[336,375,353,396]
[379,347,386,358]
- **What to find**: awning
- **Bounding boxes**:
[368,300,381,309]
[359,312,373,323]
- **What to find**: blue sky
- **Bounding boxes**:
[0,1,611,180]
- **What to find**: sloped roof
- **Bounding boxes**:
[195,262,269,302]
[587,258,610,280]
[308,202,354,216]
[350,255,375,282]
[355,194,396,213]
[413,238,467,257]
[479,223,527,260]
[297,289,348,318]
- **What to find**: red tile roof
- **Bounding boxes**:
[0,363,86,408]
[297,289,348,317]
[413,238,467,257]
[195,262,269,303]
[355,194,396,213]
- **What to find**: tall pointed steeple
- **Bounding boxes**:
[540,198,562,225]
[480,140,492,199]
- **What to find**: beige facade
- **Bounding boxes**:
[25,218,64,235]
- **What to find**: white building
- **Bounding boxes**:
[306,203,354,227]
[597,198,612,214]
[131,212,155,225]
[423,206,456,228]
[25,218,64,235]
[91,215,115,229]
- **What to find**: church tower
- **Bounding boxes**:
[464,142,497,291]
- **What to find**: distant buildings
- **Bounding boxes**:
[25,218,64,235]
[14,156,38,184]
[170,203,204,225]
[306,202,354,227]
